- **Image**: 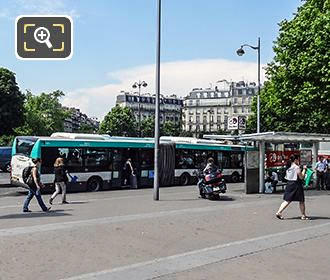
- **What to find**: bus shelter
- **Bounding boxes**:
[204,132,330,194]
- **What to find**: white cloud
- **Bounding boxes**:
[62,58,266,121]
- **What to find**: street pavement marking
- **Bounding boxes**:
[0,199,276,237]
[62,222,330,280]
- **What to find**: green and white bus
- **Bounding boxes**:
[10,133,251,192]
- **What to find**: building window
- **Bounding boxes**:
[210,115,214,123]
[203,116,207,123]
[217,115,221,123]
[196,116,200,123]
[234,107,238,113]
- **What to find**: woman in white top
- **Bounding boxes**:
[276,154,309,220]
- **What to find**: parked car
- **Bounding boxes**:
[0,147,12,172]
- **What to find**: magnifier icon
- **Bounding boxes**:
[34,27,53,48]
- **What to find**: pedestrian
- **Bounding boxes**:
[23,158,51,213]
[123,158,134,186]
[49,157,69,205]
[275,154,309,220]
[265,170,279,193]
[315,156,327,190]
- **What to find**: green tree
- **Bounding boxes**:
[247,0,330,133]
[179,130,194,137]
[15,90,69,136]
[99,105,137,136]
[140,117,155,137]
[77,123,96,134]
[0,68,25,135]
[162,121,181,136]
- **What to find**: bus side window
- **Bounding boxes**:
[66,148,83,172]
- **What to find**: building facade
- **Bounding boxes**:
[63,107,99,133]
[116,91,183,125]
[182,81,258,136]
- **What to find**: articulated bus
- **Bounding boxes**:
[10,133,252,192]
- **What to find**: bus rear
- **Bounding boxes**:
[10,136,38,188]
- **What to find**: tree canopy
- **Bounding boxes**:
[247,0,330,133]
[140,117,155,137]
[162,121,181,136]
[0,68,25,135]
[99,105,138,136]
[15,90,69,136]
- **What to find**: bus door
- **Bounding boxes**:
[138,148,154,187]
[110,148,139,188]
[109,148,123,188]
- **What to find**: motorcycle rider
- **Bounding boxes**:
[198,157,218,197]
[203,157,218,175]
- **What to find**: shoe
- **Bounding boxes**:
[62,201,69,204]
[276,213,284,220]
[23,209,32,213]
[43,207,51,212]
[49,198,53,205]
[301,215,310,220]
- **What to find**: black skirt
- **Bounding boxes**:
[283,180,305,202]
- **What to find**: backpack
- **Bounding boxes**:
[22,166,33,185]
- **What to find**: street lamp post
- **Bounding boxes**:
[236,37,261,134]
[153,0,161,201]
[237,38,263,194]
[132,80,148,137]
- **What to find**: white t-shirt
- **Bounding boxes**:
[271,172,279,181]
[285,163,300,181]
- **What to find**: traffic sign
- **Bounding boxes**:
[228,117,238,130]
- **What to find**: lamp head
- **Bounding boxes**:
[132,83,137,89]
[236,47,245,56]
[142,82,148,87]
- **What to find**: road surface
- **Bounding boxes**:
[0,184,329,280]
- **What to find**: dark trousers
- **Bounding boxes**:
[316,171,325,190]
[23,188,48,211]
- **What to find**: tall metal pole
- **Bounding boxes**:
[257,37,260,134]
[138,82,141,137]
[153,0,161,201]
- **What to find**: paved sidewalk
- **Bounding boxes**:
[0,184,329,280]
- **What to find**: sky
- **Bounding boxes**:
[0,0,302,120]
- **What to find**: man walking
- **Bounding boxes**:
[315,156,327,190]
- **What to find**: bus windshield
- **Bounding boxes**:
[15,137,38,156]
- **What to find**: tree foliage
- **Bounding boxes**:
[247,0,330,133]
[161,121,181,136]
[77,123,96,134]
[0,68,25,135]
[15,90,69,136]
[99,105,138,136]
[141,117,155,137]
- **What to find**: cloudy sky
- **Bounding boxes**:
[1,0,302,120]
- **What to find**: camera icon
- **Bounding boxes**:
[16,15,73,60]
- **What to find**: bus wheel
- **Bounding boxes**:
[231,172,240,183]
[87,177,102,192]
[180,173,190,186]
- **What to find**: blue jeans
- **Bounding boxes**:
[23,188,48,211]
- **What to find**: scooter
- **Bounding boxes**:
[195,170,227,200]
